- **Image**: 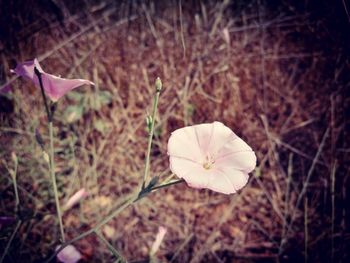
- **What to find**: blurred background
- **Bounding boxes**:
[0,0,349,262]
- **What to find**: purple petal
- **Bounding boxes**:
[10,58,43,85]
[40,72,94,102]
[11,58,94,101]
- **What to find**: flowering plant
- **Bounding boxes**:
[1,59,256,263]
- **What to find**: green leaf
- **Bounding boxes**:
[66,91,85,102]
[94,120,107,134]
[90,90,113,110]
[64,105,84,123]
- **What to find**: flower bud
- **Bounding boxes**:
[11,152,18,164]
[155,77,162,92]
[43,151,50,164]
[150,226,167,256]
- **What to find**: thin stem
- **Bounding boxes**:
[141,78,162,190]
[0,220,22,263]
[279,128,329,255]
[304,197,308,263]
[34,67,51,122]
[12,157,19,211]
[49,122,65,242]
[331,162,337,263]
[150,179,185,192]
[163,173,176,184]
[13,178,19,212]
[46,175,180,263]
[94,231,126,263]
[49,194,138,263]
[95,194,138,230]
[34,67,65,242]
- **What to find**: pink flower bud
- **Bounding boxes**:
[150,226,167,256]
[56,245,82,263]
[64,188,88,211]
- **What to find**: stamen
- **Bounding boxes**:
[203,154,215,170]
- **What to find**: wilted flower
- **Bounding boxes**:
[56,245,82,263]
[11,58,93,101]
[150,226,167,256]
[63,188,88,211]
[167,121,256,194]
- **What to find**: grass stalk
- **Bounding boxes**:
[10,153,19,212]
[46,176,182,263]
[94,230,126,263]
[304,197,308,263]
[331,162,337,263]
[47,193,138,263]
[0,220,22,263]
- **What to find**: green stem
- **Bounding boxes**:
[12,158,19,212]
[13,179,19,212]
[0,220,22,263]
[49,121,65,242]
[142,80,162,190]
[94,231,126,262]
[46,176,181,263]
[48,194,137,263]
[34,67,65,242]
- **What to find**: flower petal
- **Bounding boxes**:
[56,245,82,263]
[11,58,93,101]
[41,72,94,101]
[208,168,249,194]
[202,121,237,157]
[168,126,203,162]
[169,156,211,188]
[10,58,43,83]
[215,137,256,173]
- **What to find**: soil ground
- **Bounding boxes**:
[0,1,349,262]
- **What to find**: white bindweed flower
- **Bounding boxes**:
[167,121,256,194]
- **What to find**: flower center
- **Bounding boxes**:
[203,154,215,170]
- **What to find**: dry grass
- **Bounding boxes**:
[0,1,349,262]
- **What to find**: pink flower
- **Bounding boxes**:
[150,226,167,256]
[63,188,88,211]
[11,59,93,101]
[167,121,256,194]
[56,245,82,263]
